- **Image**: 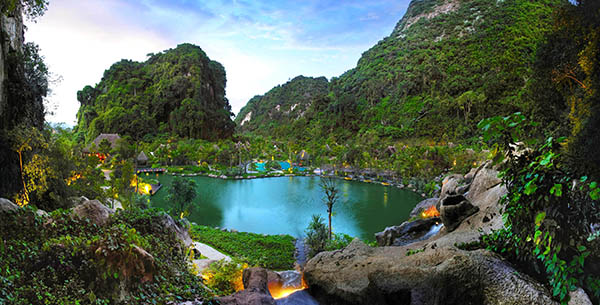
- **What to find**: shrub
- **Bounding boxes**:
[305,215,329,258]
[202,259,247,296]
[0,206,212,304]
[479,113,600,304]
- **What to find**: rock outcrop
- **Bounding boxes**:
[160,214,193,247]
[0,197,19,213]
[305,239,559,305]
[439,194,478,232]
[71,199,115,226]
[219,267,276,305]
[375,217,441,247]
[304,165,577,305]
[408,198,438,218]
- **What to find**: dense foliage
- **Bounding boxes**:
[236,0,563,144]
[74,43,235,143]
[527,0,600,178]
[235,76,329,136]
[304,215,355,259]
[167,177,197,219]
[0,40,49,197]
[479,113,600,304]
[0,207,212,304]
[190,225,296,270]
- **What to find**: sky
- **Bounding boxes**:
[25,0,411,125]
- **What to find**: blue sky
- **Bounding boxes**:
[26,0,410,125]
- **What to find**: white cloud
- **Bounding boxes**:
[25,0,407,124]
[26,0,174,125]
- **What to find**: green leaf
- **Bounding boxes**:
[539,152,553,166]
[550,184,563,197]
[577,245,586,252]
[524,179,538,195]
[535,212,546,227]
[590,188,600,200]
[553,284,561,296]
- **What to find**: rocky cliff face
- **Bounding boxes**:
[0,4,24,120]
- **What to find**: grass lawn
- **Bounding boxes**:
[190,225,296,270]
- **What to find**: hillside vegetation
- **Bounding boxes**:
[236,0,564,143]
[75,43,235,143]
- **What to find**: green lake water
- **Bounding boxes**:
[150,175,422,241]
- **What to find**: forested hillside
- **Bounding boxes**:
[234,76,329,137]
[237,0,564,142]
[75,43,235,142]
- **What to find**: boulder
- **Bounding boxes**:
[465,166,501,202]
[275,290,319,305]
[36,209,49,218]
[569,287,593,305]
[71,199,115,226]
[0,198,19,213]
[408,198,438,218]
[219,267,276,305]
[304,239,559,305]
[439,194,479,232]
[160,214,193,247]
[218,290,276,305]
[66,196,89,208]
[375,218,440,247]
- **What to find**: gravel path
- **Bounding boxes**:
[191,241,231,274]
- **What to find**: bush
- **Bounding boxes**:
[190,225,296,270]
[0,206,212,304]
[266,160,281,170]
[305,215,329,258]
[479,113,600,304]
[202,259,247,296]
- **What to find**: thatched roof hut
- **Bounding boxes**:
[137,151,148,164]
[83,134,121,153]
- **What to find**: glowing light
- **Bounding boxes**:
[268,277,308,299]
[421,205,440,218]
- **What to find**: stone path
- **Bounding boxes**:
[191,241,231,274]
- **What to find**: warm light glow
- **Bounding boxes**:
[421,205,440,218]
[268,277,308,299]
[271,287,306,299]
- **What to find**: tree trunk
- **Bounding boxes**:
[18,150,29,204]
[328,211,332,240]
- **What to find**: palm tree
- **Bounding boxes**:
[320,176,339,240]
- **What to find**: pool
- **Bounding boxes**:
[151,176,421,241]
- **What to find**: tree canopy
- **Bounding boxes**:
[75,43,235,143]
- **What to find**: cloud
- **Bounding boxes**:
[25,0,410,124]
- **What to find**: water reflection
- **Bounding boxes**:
[151,176,421,241]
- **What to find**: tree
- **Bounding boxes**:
[9,125,46,206]
[167,177,197,219]
[1,0,48,20]
[320,176,339,240]
[98,139,112,157]
[304,215,328,258]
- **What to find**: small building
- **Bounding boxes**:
[296,150,310,165]
[137,151,148,166]
[82,133,121,162]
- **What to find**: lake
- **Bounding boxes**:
[150,175,422,241]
